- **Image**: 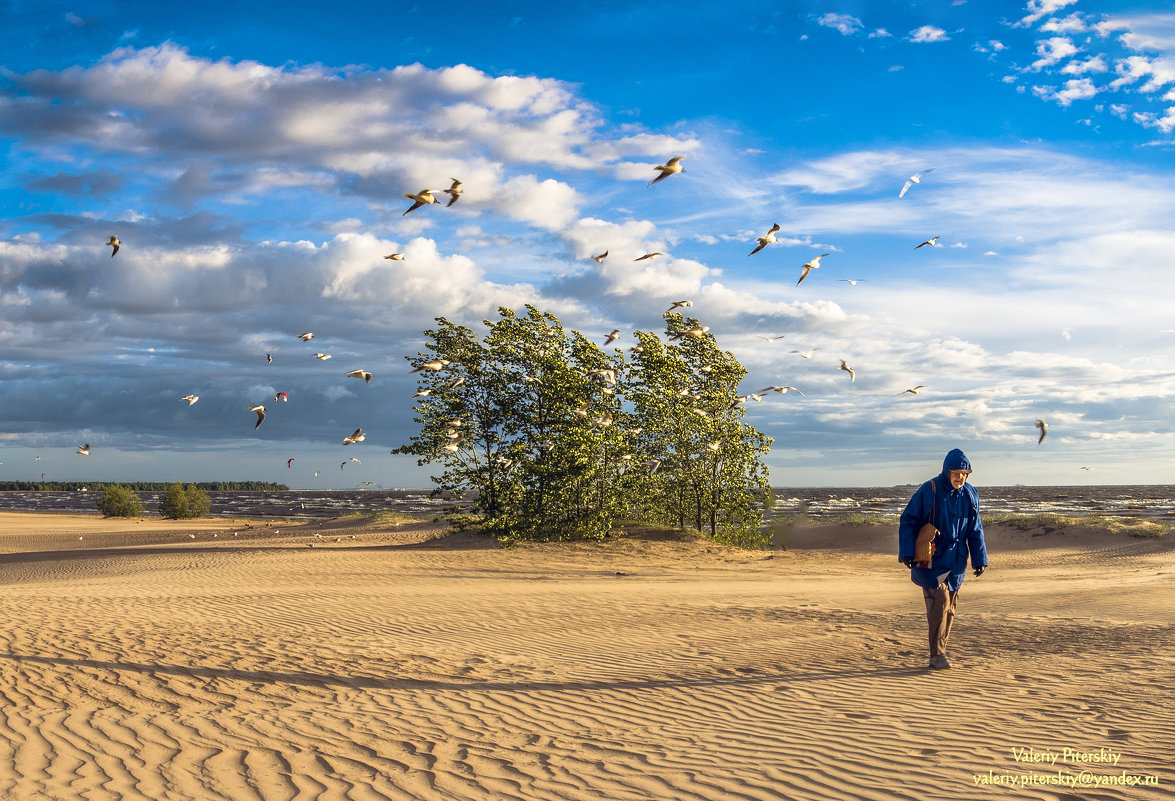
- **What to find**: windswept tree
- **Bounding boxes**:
[395,305,772,546]
[624,313,773,546]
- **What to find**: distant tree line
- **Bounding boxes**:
[0,481,289,492]
[393,305,774,547]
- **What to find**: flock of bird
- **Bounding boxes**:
[72,160,1055,481]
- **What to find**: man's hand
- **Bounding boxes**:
[973,565,986,577]
[902,557,915,569]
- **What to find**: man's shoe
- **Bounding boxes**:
[928,654,952,670]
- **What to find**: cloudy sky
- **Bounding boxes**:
[2,0,1174,489]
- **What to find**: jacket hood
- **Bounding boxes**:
[941,448,971,477]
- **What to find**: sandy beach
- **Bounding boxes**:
[0,511,1171,801]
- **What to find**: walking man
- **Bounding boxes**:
[898,448,988,669]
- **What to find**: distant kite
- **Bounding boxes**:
[275,391,288,403]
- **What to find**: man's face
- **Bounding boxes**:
[948,469,971,489]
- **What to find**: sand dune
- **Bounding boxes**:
[0,512,1171,800]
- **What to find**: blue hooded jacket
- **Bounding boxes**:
[898,449,988,591]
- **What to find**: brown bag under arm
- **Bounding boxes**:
[914,480,937,563]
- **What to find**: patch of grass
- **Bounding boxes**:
[368,511,421,525]
[988,512,1168,538]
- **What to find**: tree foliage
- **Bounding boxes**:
[158,482,212,519]
[95,486,144,518]
[395,305,774,547]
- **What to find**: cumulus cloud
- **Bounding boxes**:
[815,13,863,36]
[1019,0,1080,28]
[908,26,950,43]
[1029,37,1079,70]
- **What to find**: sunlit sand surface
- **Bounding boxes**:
[0,512,1171,800]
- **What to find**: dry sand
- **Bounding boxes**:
[0,511,1171,801]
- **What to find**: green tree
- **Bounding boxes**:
[159,483,212,519]
[96,486,143,518]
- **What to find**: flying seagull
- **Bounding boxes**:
[314,353,331,360]
[749,223,781,256]
[604,329,621,346]
[105,235,120,257]
[180,395,199,405]
[757,385,805,397]
[840,279,865,286]
[791,348,817,359]
[76,443,90,455]
[915,236,940,250]
[346,369,373,383]
[899,169,933,199]
[839,360,855,383]
[757,334,786,343]
[1035,418,1048,445]
[649,156,685,186]
[384,253,405,261]
[666,300,693,312]
[797,254,829,286]
[266,353,273,363]
[591,250,608,263]
[249,405,267,429]
[444,178,463,207]
[899,386,927,395]
[298,332,314,341]
[403,189,441,215]
[410,359,450,373]
[343,428,366,446]
[634,252,663,262]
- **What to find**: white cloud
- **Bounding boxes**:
[1020,0,1080,28]
[1110,55,1175,93]
[1040,13,1088,34]
[869,28,893,39]
[1062,55,1108,75]
[908,26,950,43]
[816,13,863,36]
[1032,77,1100,106]
[1030,37,1079,70]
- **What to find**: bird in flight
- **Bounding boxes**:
[411,359,450,373]
[287,458,295,469]
[757,334,786,343]
[666,300,693,313]
[412,389,432,399]
[1035,418,1048,444]
[749,223,781,256]
[403,189,441,215]
[649,156,685,186]
[791,348,817,359]
[180,395,199,405]
[298,332,314,341]
[758,385,805,397]
[249,405,267,429]
[444,178,463,207]
[384,253,405,261]
[76,443,90,455]
[343,428,366,446]
[798,254,829,286]
[839,360,855,383]
[634,252,663,262]
[899,386,926,395]
[840,279,865,286]
[266,353,273,364]
[105,235,120,257]
[314,353,331,360]
[346,369,373,383]
[899,169,933,199]
[591,250,608,263]
[915,236,940,250]
[604,329,621,346]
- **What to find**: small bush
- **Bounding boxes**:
[159,483,212,519]
[96,486,143,518]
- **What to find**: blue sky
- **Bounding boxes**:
[2,0,1175,489]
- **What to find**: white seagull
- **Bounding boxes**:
[180,395,199,405]
[899,169,933,199]
[749,223,781,256]
[899,386,927,396]
[403,189,441,215]
[444,178,463,207]
[666,300,693,312]
[76,443,90,455]
[346,369,373,383]
[915,236,940,250]
[591,250,609,263]
[797,254,829,286]
[384,253,405,261]
[105,235,120,257]
[298,332,314,341]
[839,360,855,383]
[649,156,685,186]
[343,428,366,446]
[634,252,663,262]
[249,405,267,429]
[604,329,622,346]
[410,359,450,373]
